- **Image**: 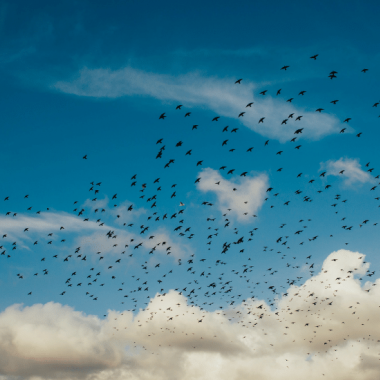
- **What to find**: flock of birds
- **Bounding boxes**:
[3,53,380,361]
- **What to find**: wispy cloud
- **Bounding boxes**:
[81,197,147,226]
[196,168,268,222]
[0,210,191,260]
[54,66,343,142]
[320,158,376,186]
[76,226,192,260]
[0,211,101,242]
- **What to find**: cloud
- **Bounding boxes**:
[0,302,123,378]
[76,227,192,261]
[54,67,342,142]
[320,158,376,186]
[1,249,380,380]
[196,168,268,222]
[0,211,101,244]
[0,210,191,260]
[107,200,147,226]
[81,197,148,226]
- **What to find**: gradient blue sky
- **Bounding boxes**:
[1,0,380,326]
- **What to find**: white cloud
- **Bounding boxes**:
[0,302,123,378]
[321,158,376,186]
[54,67,342,142]
[0,210,191,260]
[0,211,101,244]
[82,196,110,212]
[1,249,380,380]
[76,227,192,261]
[81,197,148,226]
[196,168,268,222]
[108,200,147,226]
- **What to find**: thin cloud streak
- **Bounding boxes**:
[54,67,343,142]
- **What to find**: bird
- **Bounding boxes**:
[4,49,380,362]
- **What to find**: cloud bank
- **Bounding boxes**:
[1,249,378,380]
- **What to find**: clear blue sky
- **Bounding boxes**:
[1,0,380,318]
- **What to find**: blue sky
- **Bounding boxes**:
[1,1,380,379]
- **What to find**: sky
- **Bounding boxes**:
[2,0,380,379]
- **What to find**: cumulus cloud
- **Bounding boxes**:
[54,67,342,142]
[196,168,268,222]
[1,249,380,380]
[0,302,123,378]
[321,158,376,186]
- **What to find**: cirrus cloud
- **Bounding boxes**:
[54,67,343,142]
